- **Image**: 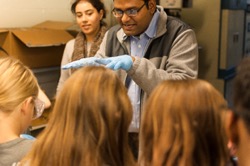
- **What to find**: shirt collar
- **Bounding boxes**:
[144,9,159,38]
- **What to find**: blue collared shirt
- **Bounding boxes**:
[127,10,159,131]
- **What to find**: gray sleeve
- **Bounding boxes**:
[128,29,198,94]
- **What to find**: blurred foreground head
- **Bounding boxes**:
[140,79,229,166]
[22,66,135,166]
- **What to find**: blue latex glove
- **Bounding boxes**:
[62,57,99,70]
[20,134,36,140]
[95,55,133,71]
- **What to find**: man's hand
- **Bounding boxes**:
[95,55,133,71]
[62,57,99,69]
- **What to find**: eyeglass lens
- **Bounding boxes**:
[112,3,146,17]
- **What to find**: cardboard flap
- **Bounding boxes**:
[0,29,9,51]
[11,29,73,47]
[32,20,80,37]
[0,47,8,56]
[0,29,9,33]
[32,20,75,30]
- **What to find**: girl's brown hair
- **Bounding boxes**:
[21,66,135,166]
[139,79,229,166]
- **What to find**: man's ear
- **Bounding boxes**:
[148,0,156,14]
[225,111,239,144]
[20,97,33,115]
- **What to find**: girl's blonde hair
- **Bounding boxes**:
[0,56,39,113]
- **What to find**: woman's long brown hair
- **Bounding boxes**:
[21,66,135,166]
[139,79,229,166]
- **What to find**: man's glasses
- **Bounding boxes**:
[33,98,45,120]
[112,3,146,18]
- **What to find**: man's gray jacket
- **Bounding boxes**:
[96,6,198,132]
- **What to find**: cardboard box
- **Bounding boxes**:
[33,20,80,37]
[0,29,8,56]
[0,29,8,47]
[28,21,79,99]
[0,23,74,68]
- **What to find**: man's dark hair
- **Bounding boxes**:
[233,57,250,132]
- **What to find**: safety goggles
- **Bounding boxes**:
[33,98,45,120]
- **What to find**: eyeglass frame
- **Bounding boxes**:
[112,3,146,18]
[32,98,45,120]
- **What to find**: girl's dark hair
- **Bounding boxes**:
[233,57,250,132]
[71,0,106,18]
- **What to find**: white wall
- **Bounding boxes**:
[0,0,116,28]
